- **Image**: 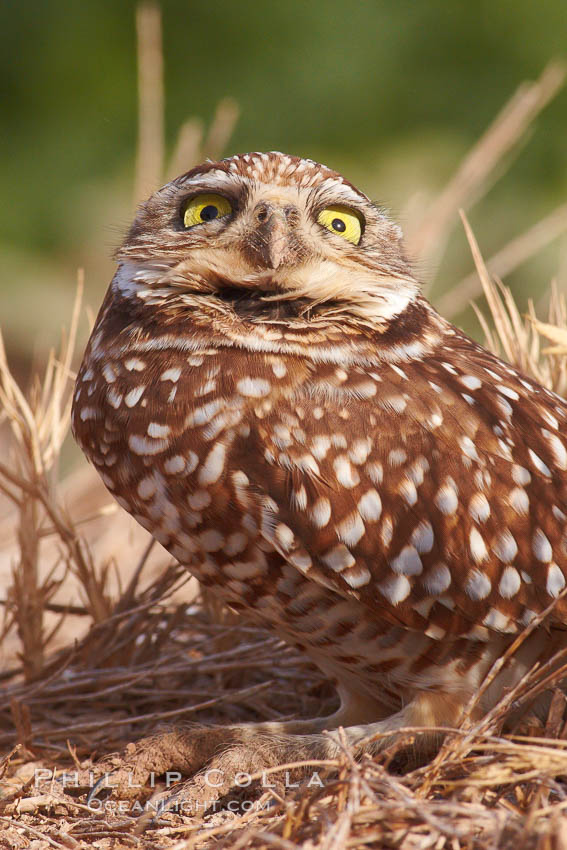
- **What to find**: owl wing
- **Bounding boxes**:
[73,325,567,642]
[235,335,567,641]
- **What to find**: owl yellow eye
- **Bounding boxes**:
[183,193,232,228]
[317,205,363,245]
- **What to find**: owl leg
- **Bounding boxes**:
[250,688,461,759]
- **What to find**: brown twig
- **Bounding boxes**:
[134,2,165,203]
[409,61,566,272]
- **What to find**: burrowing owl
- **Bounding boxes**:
[72,152,567,766]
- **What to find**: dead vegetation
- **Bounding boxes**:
[1,5,567,847]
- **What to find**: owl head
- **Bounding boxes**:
[115,152,418,325]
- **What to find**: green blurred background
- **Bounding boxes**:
[1,0,566,375]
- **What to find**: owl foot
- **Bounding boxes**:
[74,700,441,816]
[78,722,336,806]
[75,725,235,803]
[132,737,321,825]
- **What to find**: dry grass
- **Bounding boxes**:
[2,5,567,848]
[461,210,567,398]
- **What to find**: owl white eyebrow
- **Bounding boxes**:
[314,177,369,206]
[176,170,370,210]
[177,171,254,195]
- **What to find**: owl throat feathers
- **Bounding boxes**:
[107,258,444,365]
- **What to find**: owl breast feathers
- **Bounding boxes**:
[72,151,567,726]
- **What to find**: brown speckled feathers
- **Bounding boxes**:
[72,152,567,722]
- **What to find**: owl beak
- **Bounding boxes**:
[248,202,298,270]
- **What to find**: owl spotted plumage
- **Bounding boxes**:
[72,151,567,767]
